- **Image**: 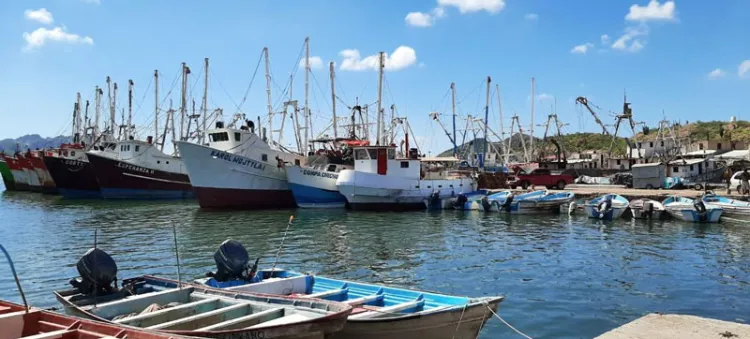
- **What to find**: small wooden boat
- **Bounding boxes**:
[700,193,750,219]
[55,248,352,339]
[486,190,575,213]
[194,240,504,339]
[662,196,723,223]
[583,194,629,220]
[0,299,184,339]
[629,199,666,220]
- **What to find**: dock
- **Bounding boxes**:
[491,184,749,202]
[596,314,750,339]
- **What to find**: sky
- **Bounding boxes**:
[0,0,749,155]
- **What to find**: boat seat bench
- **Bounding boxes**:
[147,302,249,330]
[113,297,220,327]
[348,299,425,320]
[302,288,348,299]
[195,307,285,331]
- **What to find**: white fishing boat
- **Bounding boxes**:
[583,194,629,220]
[449,190,490,210]
[700,193,750,219]
[484,190,575,213]
[663,195,723,223]
[629,198,666,220]
[336,145,475,210]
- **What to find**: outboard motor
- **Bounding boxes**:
[501,195,515,212]
[643,201,655,219]
[693,200,708,222]
[480,196,492,212]
[568,201,578,215]
[69,248,118,296]
[207,240,259,282]
[597,197,612,219]
[428,190,441,208]
[453,193,468,210]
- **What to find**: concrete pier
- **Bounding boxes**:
[596,314,750,339]
[494,185,750,202]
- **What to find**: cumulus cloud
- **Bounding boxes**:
[405,7,445,27]
[437,0,505,14]
[570,43,594,54]
[24,8,54,25]
[524,13,538,21]
[23,26,94,51]
[739,60,750,79]
[300,56,323,69]
[626,0,676,22]
[339,46,417,72]
[611,25,648,52]
[707,68,726,79]
[600,34,611,45]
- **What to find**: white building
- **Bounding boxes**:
[667,158,716,178]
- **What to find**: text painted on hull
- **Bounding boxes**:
[210,150,266,171]
[116,162,155,175]
[64,159,87,167]
[302,169,338,179]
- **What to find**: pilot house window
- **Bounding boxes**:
[401,161,409,168]
[355,149,369,160]
[387,149,396,159]
[234,132,241,141]
[209,132,229,142]
[368,149,378,159]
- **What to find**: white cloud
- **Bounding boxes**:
[24,8,54,25]
[300,56,323,69]
[600,34,611,45]
[739,60,750,78]
[524,13,538,21]
[626,0,676,22]
[707,68,726,79]
[22,26,94,51]
[339,46,417,72]
[570,43,594,54]
[437,0,505,14]
[611,25,648,52]
[405,8,446,27]
[537,93,554,101]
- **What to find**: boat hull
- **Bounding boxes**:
[286,166,346,208]
[10,169,30,191]
[631,209,666,220]
[27,155,57,194]
[86,152,194,200]
[584,206,627,220]
[666,207,723,223]
[23,167,42,192]
[178,141,296,209]
[43,156,101,198]
[0,160,16,191]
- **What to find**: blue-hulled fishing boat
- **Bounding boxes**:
[195,240,504,339]
[583,194,629,220]
[54,248,352,339]
[484,190,575,213]
[663,195,723,223]
[700,193,750,219]
[446,190,490,210]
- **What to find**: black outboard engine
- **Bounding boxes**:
[207,240,258,282]
[428,190,440,208]
[643,201,654,219]
[481,196,492,212]
[597,198,612,215]
[693,200,708,222]
[69,248,118,296]
[501,195,514,212]
[453,194,468,209]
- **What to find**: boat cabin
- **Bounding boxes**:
[205,121,305,167]
[351,145,431,178]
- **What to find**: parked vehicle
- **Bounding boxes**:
[508,168,574,190]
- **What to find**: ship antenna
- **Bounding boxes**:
[0,244,29,312]
[270,216,294,273]
[171,220,182,289]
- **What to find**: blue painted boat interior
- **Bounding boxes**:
[702,194,750,206]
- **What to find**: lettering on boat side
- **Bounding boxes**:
[236,331,265,339]
[64,159,87,167]
[116,161,155,175]
[210,150,266,171]
[302,169,338,179]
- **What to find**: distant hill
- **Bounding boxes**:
[638,120,750,142]
[0,134,72,153]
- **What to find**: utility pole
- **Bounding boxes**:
[330,61,338,139]
[376,51,385,145]
[264,47,273,144]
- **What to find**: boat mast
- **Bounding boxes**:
[94,86,101,139]
[389,104,396,144]
[496,84,506,164]
[530,77,535,159]
[127,79,133,140]
[154,70,159,145]
[376,51,385,145]
[180,62,189,142]
[451,82,457,158]
[482,76,491,169]
[112,82,118,140]
[75,92,82,138]
[304,37,310,154]
[264,47,273,144]
[330,61,338,139]
[202,58,209,145]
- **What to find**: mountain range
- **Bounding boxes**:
[0,134,72,153]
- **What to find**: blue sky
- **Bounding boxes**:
[1,0,749,155]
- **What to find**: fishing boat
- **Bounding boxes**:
[629,199,666,220]
[447,190,489,210]
[583,194,629,220]
[86,137,193,200]
[43,143,104,198]
[286,139,364,208]
[0,299,184,339]
[55,248,352,339]
[485,190,575,213]
[662,195,723,223]
[18,154,42,192]
[24,149,57,194]
[0,153,29,191]
[194,240,504,339]
[0,156,17,191]
[336,145,474,211]
[700,193,750,218]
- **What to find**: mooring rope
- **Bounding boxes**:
[482,301,534,339]
[451,303,468,339]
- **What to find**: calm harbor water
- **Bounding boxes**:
[1,189,749,338]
